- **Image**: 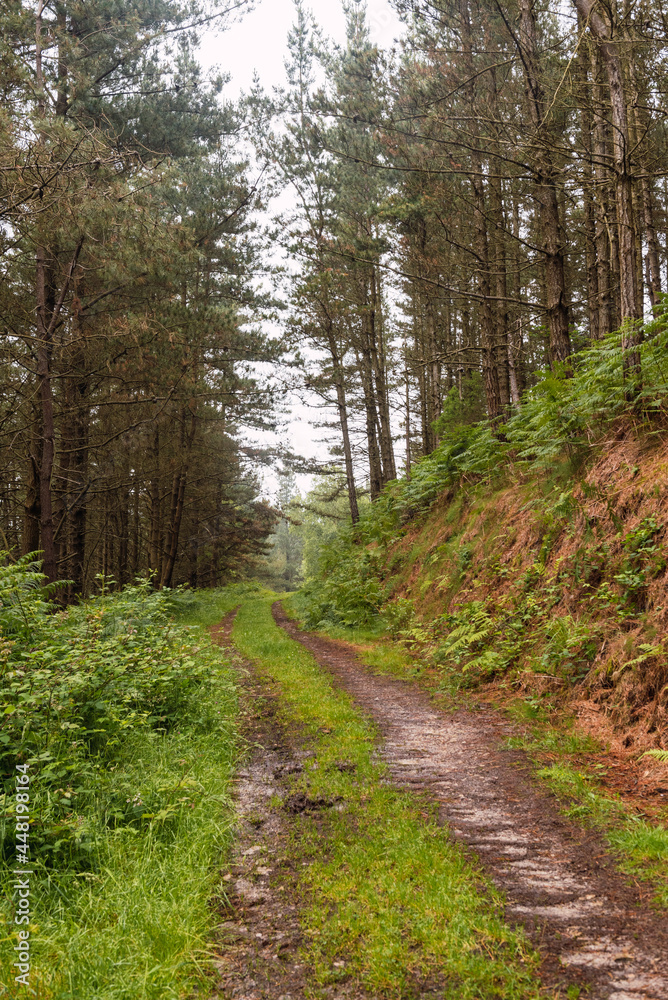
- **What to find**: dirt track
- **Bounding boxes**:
[209,612,372,1000]
[272,603,668,1000]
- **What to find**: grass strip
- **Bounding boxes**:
[528,760,668,907]
[233,592,543,999]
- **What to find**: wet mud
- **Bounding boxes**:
[272,603,668,1000]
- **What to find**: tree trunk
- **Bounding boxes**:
[148,427,162,582]
[590,41,616,338]
[326,329,359,523]
[639,176,661,307]
[460,0,503,419]
[22,406,42,556]
[356,339,383,499]
[35,246,58,583]
[366,267,396,482]
[68,377,89,596]
[518,0,572,367]
[161,472,187,588]
[574,0,642,382]
[576,24,601,340]
[593,81,616,337]
[488,169,511,405]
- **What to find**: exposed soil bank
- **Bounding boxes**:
[272,603,668,1000]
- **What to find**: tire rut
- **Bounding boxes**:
[272,602,668,1000]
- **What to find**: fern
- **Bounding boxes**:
[438,603,494,662]
[641,749,668,764]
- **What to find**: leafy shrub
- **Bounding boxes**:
[614,517,664,610]
[379,598,417,637]
[0,551,54,639]
[534,615,598,679]
[0,562,235,871]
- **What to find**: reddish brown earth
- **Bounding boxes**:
[271,603,668,1000]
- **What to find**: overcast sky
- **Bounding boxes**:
[200,0,404,95]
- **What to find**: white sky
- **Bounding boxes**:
[201,0,404,96]
[197,0,405,502]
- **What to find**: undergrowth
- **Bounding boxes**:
[232,594,544,999]
[295,319,668,725]
[0,568,241,999]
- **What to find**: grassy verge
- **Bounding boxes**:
[1,585,243,1000]
[233,593,543,999]
[283,594,422,680]
[537,762,668,906]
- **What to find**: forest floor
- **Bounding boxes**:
[208,595,668,1000]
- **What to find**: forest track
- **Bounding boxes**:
[272,602,668,1000]
[209,610,371,1000]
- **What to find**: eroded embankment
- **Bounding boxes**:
[273,603,668,1000]
[380,430,668,748]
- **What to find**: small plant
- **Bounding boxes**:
[535,615,598,680]
[457,544,474,575]
[435,602,495,664]
[641,749,668,764]
[614,517,664,610]
[379,598,416,637]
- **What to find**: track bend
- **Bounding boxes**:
[272,602,668,1000]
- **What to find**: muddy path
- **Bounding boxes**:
[272,603,668,1000]
[209,611,371,1000]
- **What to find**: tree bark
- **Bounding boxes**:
[161,410,197,588]
[518,0,572,367]
[35,246,58,582]
[574,0,642,381]
[21,390,42,556]
[590,43,616,337]
[365,266,396,482]
[148,426,162,582]
[325,328,359,523]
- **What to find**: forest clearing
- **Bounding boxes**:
[3,0,668,996]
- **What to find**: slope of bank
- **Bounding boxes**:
[297,327,668,760]
[381,425,668,744]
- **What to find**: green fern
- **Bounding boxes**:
[438,602,494,662]
[641,749,668,763]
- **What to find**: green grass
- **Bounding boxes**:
[502,728,602,756]
[283,594,423,681]
[495,709,668,908]
[0,589,241,1000]
[233,593,543,999]
[535,762,668,907]
[167,581,261,628]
